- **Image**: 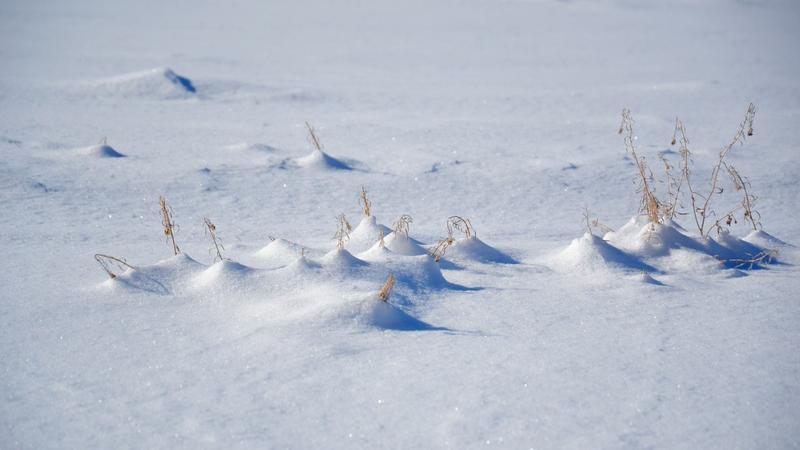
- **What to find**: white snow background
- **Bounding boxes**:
[1,0,799,448]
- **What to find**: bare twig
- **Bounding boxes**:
[94,254,135,279]
[305,121,323,151]
[203,217,225,262]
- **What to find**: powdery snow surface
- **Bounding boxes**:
[2,0,800,448]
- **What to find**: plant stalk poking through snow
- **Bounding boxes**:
[203,217,225,262]
[159,196,180,255]
[94,254,135,279]
[620,109,661,224]
[305,121,323,151]
[429,216,475,262]
[675,103,757,237]
[333,213,352,249]
[378,273,395,302]
[359,186,372,217]
[393,214,413,237]
[447,216,475,238]
[725,164,761,231]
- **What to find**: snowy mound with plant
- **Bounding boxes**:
[4,1,800,447]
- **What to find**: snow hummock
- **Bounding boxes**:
[604,216,781,271]
[321,248,368,273]
[295,148,352,170]
[382,232,429,256]
[87,67,196,99]
[80,143,126,158]
[191,259,253,289]
[253,238,303,268]
[445,236,517,264]
[552,232,656,274]
[346,215,392,253]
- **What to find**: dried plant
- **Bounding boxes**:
[428,237,454,263]
[333,213,352,249]
[359,186,372,217]
[428,216,474,262]
[582,207,614,235]
[378,273,396,302]
[447,216,475,239]
[674,104,757,237]
[718,249,776,270]
[393,214,413,237]
[620,109,661,224]
[94,254,135,279]
[378,229,386,248]
[305,121,323,151]
[695,103,756,237]
[203,217,225,262]
[725,164,760,231]
[582,206,592,234]
[159,196,180,255]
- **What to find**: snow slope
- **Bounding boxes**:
[1,0,799,448]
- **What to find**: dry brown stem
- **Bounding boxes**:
[333,213,352,249]
[159,196,180,255]
[620,109,661,224]
[359,186,372,217]
[378,273,396,302]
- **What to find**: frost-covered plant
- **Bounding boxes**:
[378,273,395,302]
[333,213,352,249]
[159,196,180,255]
[203,217,225,262]
[94,254,135,279]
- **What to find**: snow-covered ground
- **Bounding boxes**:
[2,0,799,448]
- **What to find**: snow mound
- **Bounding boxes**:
[445,236,517,264]
[357,241,394,262]
[253,238,303,268]
[384,254,457,292]
[346,216,392,253]
[383,232,429,256]
[321,248,368,273]
[743,230,791,249]
[552,232,656,274]
[191,260,254,289]
[348,296,438,330]
[606,216,779,270]
[295,149,352,170]
[107,253,203,294]
[80,144,126,158]
[88,67,196,99]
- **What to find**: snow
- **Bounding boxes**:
[2,0,800,448]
